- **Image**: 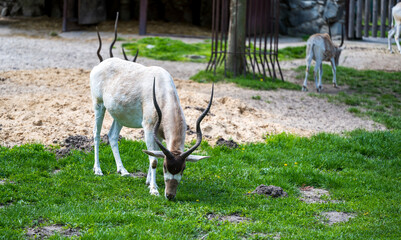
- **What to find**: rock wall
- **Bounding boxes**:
[280,0,346,36]
[0,0,45,17]
[1,0,345,37]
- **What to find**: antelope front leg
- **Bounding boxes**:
[93,103,106,175]
[388,28,395,53]
[144,128,160,196]
[108,120,130,176]
[395,25,401,53]
[330,58,338,88]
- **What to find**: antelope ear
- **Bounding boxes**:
[186,155,210,162]
[142,150,165,158]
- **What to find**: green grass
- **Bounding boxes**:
[1,130,401,239]
[122,37,211,62]
[278,46,306,61]
[122,37,306,63]
[191,67,300,91]
[295,65,401,129]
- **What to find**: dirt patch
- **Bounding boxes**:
[26,224,80,239]
[130,172,147,178]
[52,134,120,158]
[215,138,239,149]
[248,185,288,198]
[299,186,340,204]
[0,68,385,147]
[321,211,355,225]
[207,213,250,224]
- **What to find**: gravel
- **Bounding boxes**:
[0,26,207,79]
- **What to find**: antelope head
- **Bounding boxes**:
[327,20,345,66]
[143,79,214,200]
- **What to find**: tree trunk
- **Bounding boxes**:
[226,0,247,76]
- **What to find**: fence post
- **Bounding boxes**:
[356,0,363,38]
[380,0,387,38]
[372,0,378,37]
[364,0,370,37]
[348,0,355,39]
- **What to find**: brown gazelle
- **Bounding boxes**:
[91,14,214,200]
[303,24,344,92]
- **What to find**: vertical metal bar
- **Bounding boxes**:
[257,0,267,80]
[214,0,222,74]
[214,0,222,75]
[268,0,277,79]
[139,0,148,35]
[348,0,355,39]
[381,0,387,38]
[247,0,256,79]
[356,0,363,38]
[274,0,283,81]
[263,1,272,79]
[222,0,229,77]
[62,0,68,32]
[233,0,239,77]
[206,0,217,71]
[372,0,378,37]
[252,0,261,77]
[389,0,394,30]
[364,0,370,37]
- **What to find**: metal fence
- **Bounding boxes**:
[347,0,401,39]
[206,0,283,81]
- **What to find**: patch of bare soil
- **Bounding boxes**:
[248,184,288,198]
[321,211,355,225]
[206,213,250,224]
[0,68,385,147]
[26,224,80,239]
[299,186,340,204]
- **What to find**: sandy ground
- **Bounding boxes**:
[0,17,397,147]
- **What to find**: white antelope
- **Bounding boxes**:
[303,25,344,92]
[91,23,213,201]
[388,2,401,54]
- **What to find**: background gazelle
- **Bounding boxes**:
[303,24,344,92]
[388,2,401,54]
[90,22,214,200]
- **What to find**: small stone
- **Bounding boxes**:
[33,120,43,126]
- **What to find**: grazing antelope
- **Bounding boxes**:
[303,24,344,92]
[91,20,214,201]
[388,2,401,54]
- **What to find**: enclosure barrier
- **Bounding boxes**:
[206,0,283,81]
[347,0,401,39]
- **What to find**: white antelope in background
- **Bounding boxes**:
[388,2,401,54]
[303,24,344,92]
[91,18,214,200]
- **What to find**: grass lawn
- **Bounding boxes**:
[1,130,401,239]
[1,40,400,239]
[122,37,211,63]
[295,65,401,130]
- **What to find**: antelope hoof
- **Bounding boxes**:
[93,167,103,176]
[302,86,308,92]
[317,86,323,92]
[118,168,130,176]
[333,83,338,88]
[149,187,160,196]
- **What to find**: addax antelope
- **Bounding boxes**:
[90,15,214,200]
[303,24,344,92]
